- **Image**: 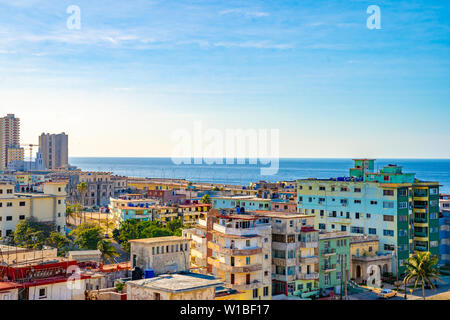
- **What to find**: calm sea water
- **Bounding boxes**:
[69,158,450,194]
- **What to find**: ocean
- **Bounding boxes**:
[69,158,450,194]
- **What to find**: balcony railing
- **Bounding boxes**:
[414,245,428,251]
[321,264,336,272]
[299,241,319,248]
[414,218,427,223]
[232,280,261,291]
[321,248,336,256]
[414,231,427,237]
[298,256,319,264]
[298,272,319,280]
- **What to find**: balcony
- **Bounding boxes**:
[321,248,336,256]
[232,280,261,291]
[272,273,297,282]
[414,218,427,223]
[298,256,319,264]
[207,242,262,256]
[414,245,428,252]
[414,231,427,238]
[299,272,319,280]
[321,264,336,272]
[208,257,263,273]
[299,241,318,248]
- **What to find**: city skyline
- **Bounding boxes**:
[1,0,449,158]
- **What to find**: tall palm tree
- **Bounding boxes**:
[77,182,88,223]
[200,194,211,204]
[97,239,119,264]
[65,205,75,226]
[403,251,441,300]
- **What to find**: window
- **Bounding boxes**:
[354,188,361,193]
[340,187,348,192]
[384,244,395,251]
[152,247,155,255]
[383,215,394,222]
[398,189,407,196]
[370,201,377,205]
[246,256,251,265]
[399,202,408,209]
[341,225,346,231]
[7,202,12,207]
[430,188,438,195]
[366,213,371,219]
[19,215,25,220]
[246,240,251,247]
[39,288,46,298]
[383,230,394,237]
[383,201,394,208]
[355,212,360,219]
[253,289,258,298]
[351,226,364,234]
[153,292,161,300]
[19,201,25,207]
[320,210,324,217]
[430,241,438,247]
[319,186,326,191]
[263,286,269,296]
[354,199,361,204]
[318,223,326,230]
[399,229,407,237]
[6,216,12,221]
[383,190,394,196]
[399,215,408,222]
[369,228,377,235]
[308,186,312,190]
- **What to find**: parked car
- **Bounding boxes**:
[377,289,397,299]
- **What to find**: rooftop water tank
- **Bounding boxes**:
[144,269,155,279]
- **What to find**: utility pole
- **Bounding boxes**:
[344,254,348,300]
[340,254,343,300]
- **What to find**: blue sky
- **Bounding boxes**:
[0,0,449,158]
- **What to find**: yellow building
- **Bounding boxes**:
[0,181,67,237]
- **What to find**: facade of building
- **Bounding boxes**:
[212,196,271,212]
[256,212,320,299]
[349,235,393,285]
[109,195,159,227]
[201,209,272,300]
[439,194,450,266]
[39,133,69,170]
[67,171,115,207]
[318,231,350,296]
[297,159,440,275]
[0,181,67,237]
[0,114,23,170]
[129,236,191,276]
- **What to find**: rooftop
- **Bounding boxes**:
[127,272,222,293]
[129,236,189,244]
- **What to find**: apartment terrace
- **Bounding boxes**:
[207,241,262,256]
[207,257,262,273]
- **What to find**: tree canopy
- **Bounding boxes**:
[69,223,103,250]
[112,219,184,252]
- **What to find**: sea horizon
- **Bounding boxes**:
[69,157,450,193]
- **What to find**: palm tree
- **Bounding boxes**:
[97,239,119,264]
[200,194,211,204]
[77,182,88,223]
[403,251,441,300]
[65,205,75,226]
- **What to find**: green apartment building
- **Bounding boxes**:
[318,231,350,295]
[297,159,440,275]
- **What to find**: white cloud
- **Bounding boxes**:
[219,8,269,18]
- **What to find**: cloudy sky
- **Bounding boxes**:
[0,0,449,158]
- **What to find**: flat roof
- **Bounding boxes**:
[128,273,222,293]
[129,236,189,244]
[252,210,313,219]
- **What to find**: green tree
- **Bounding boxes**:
[403,251,441,300]
[13,218,53,249]
[70,223,103,250]
[200,194,211,204]
[166,219,184,236]
[97,239,119,264]
[46,232,71,256]
[66,205,76,226]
